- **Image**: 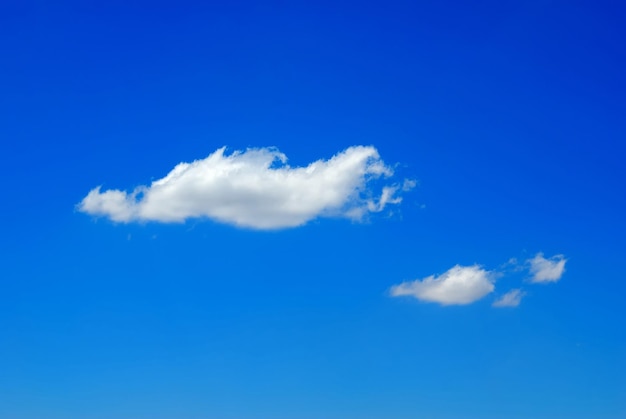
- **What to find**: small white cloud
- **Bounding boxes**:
[492,288,525,308]
[499,257,525,273]
[389,265,495,305]
[528,253,567,283]
[502,257,519,268]
[402,178,418,191]
[78,146,411,229]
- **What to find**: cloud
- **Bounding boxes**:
[528,253,567,283]
[492,288,525,308]
[78,146,411,229]
[389,252,568,308]
[389,265,495,305]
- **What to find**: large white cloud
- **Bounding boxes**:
[492,288,525,308]
[389,265,495,305]
[78,146,412,229]
[528,253,567,283]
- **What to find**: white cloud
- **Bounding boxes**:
[492,288,525,308]
[78,146,409,229]
[401,178,418,191]
[528,253,567,283]
[389,252,568,308]
[389,265,495,305]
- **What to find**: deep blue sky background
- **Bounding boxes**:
[1,1,625,418]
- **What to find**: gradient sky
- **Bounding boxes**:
[1,1,625,418]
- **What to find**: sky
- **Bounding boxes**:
[1,1,625,418]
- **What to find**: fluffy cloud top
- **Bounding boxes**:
[389,265,495,305]
[528,253,567,283]
[492,288,526,308]
[78,146,411,229]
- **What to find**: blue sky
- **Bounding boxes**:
[1,1,625,418]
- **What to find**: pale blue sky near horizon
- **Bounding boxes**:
[1,1,625,418]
